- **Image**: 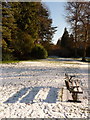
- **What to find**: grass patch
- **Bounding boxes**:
[0,59,43,64]
[1,57,90,64]
[1,60,20,64]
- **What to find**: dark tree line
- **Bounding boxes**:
[2,2,56,61]
[56,27,90,58]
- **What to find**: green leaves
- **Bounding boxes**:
[2,2,56,60]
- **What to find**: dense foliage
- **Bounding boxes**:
[2,2,56,60]
[2,2,90,61]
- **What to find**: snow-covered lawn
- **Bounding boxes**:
[0,58,89,118]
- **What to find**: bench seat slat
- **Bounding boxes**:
[72,91,83,93]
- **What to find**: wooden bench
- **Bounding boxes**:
[65,73,83,102]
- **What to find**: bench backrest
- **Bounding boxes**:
[65,73,69,80]
[65,80,70,90]
[65,73,83,94]
[65,79,83,94]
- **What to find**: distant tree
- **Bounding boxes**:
[68,34,74,49]
[56,28,75,57]
[61,28,69,48]
[56,38,61,47]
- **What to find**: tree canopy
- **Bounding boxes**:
[2,2,57,60]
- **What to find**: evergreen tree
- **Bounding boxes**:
[2,2,17,60]
[61,28,69,48]
[38,3,57,43]
[56,38,61,47]
[12,2,56,59]
[11,2,38,59]
[2,2,56,60]
[68,34,74,49]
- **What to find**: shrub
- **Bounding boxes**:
[31,44,48,59]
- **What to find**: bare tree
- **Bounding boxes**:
[65,1,90,61]
[78,2,90,61]
[65,2,82,57]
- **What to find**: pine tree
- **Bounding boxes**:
[61,28,69,48]
[68,34,74,49]
[12,2,56,59]
[56,39,61,46]
[2,2,56,60]
[2,2,17,60]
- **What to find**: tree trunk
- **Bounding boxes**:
[82,30,87,62]
[82,45,86,62]
[74,13,78,58]
[74,42,78,57]
[82,54,86,62]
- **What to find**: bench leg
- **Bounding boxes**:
[72,93,78,101]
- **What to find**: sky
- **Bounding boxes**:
[44,2,70,44]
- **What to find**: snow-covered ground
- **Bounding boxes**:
[0,58,89,118]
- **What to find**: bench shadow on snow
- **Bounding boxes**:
[4,86,59,104]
